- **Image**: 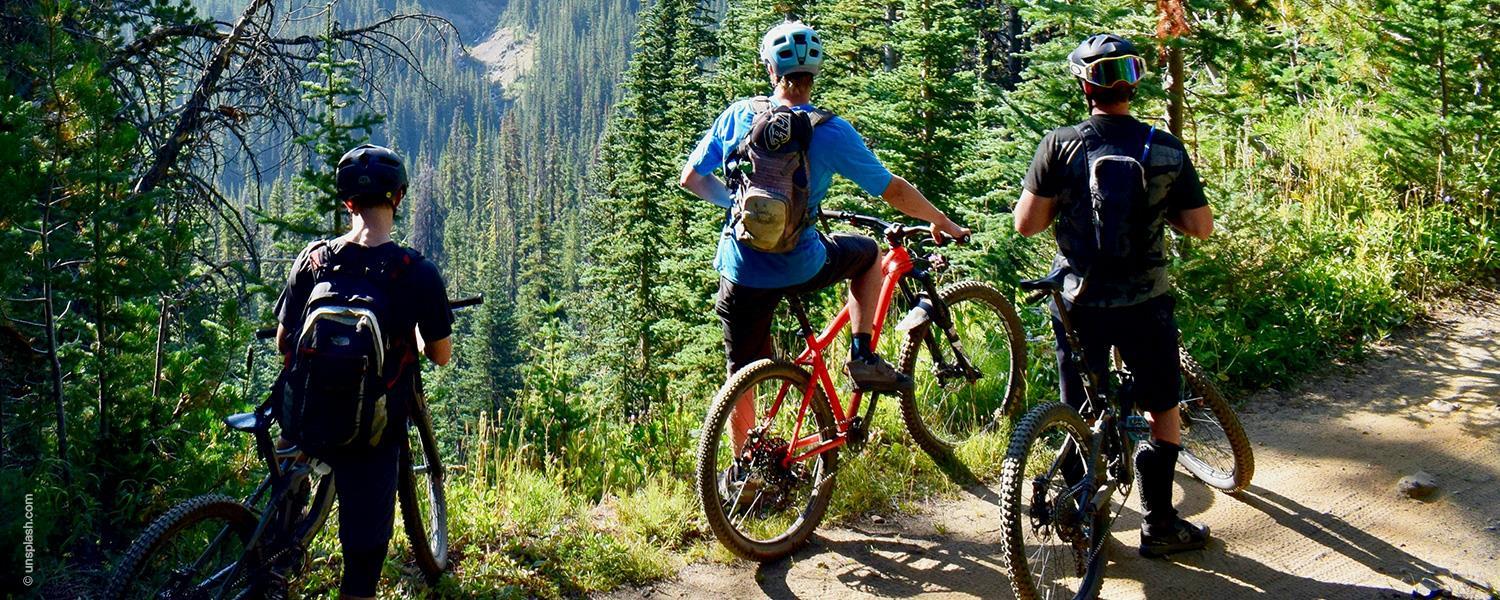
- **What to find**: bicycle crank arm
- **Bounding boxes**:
[1090,481,1117,514]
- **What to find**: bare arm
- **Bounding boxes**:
[881,176,970,241]
[1013,189,1058,237]
[417,327,452,367]
[679,165,733,209]
[1167,205,1214,240]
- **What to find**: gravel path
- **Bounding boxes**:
[606,294,1500,599]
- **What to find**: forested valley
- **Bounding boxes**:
[2,0,1496,596]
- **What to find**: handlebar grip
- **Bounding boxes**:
[450,295,484,309]
[255,327,276,340]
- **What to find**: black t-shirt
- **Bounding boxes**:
[1022,114,1208,307]
[274,239,453,421]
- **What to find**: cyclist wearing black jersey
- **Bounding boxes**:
[1013,34,1215,558]
[273,145,454,598]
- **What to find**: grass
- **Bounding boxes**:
[41,98,1496,599]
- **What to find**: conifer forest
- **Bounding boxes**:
[1,0,1497,597]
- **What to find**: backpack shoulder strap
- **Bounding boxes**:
[1073,122,1104,153]
[306,239,335,278]
[807,109,835,128]
[747,96,773,114]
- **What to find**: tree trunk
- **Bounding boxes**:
[884,3,898,72]
[152,294,168,399]
[131,0,272,197]
[1168,41,1185,137]
[40,197,69,484]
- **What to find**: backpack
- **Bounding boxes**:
[279,241,419,455]
[1073,121,1156,271]
[725,97,835,253]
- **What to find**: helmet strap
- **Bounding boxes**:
[1079,79,1095,112]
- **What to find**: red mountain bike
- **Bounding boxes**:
[695,210,1026,561]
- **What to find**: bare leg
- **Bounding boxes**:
[731,390,755,453]
[1145,405,1182,445]
[847,258,883,336]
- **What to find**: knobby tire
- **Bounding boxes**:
[695,359,839,562]
[104,494,259,600]
[896,280,1027,464]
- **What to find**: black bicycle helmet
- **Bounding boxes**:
[1067,33,1140,70]
[336,144,408,204]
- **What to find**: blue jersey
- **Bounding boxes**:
[687,98,894,289]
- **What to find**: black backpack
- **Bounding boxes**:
[279,241,418,455]
[725,97,835,253]
[1071,121,1156,271]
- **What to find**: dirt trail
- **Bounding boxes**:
[607,295,1500,599]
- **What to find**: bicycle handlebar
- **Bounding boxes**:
[819,209,971,247]
[252,295,485,340]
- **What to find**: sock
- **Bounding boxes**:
[1135,438,1182,534]
[850,333,874,362]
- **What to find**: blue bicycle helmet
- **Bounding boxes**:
[760,20,824,79]
[336,144,408,204]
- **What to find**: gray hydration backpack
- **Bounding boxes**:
[1073,121,1156,270]
[280,241,419,455]
[725,97,834,253]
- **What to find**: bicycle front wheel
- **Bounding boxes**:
[695,359,840,562]
[999,402,1106,600]
[104,494,260,600]
[1176,349,1254,492]
[897,280,1026,469]
[399,401,449,581]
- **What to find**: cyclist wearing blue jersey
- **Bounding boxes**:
[680,20,969,461]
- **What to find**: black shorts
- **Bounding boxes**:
[1050,293,1181,414]
[715,233,880,374]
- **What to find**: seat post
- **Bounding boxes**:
[786,296,815,337]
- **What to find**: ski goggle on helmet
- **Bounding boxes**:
[1069,54,1147,88]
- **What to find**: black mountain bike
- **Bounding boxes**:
[997,271,1252,600]
[103,296,481,599]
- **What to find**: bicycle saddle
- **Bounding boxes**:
[1018,268,1069,293]
[224,411,269,433]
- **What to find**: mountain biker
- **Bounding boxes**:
[273,144,454,599]
[679,19,969,473]
[1013,34,1215,558]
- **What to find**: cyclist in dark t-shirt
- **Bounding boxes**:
[1013,34,1216,558]
[272,144,453,599]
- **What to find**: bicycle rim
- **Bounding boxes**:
[400,417,449,578]
[1000,403,1101,600]
[1176,351,1254,492]
[696,360,839,562]
[899,281,1025,470]
[106,495,259,600]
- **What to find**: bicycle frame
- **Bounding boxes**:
[766,245,918,467]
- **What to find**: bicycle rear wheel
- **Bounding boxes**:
[1176,349,1254,492]
[897,280,1026,470]
[999,403,1106,600]
[399,401,449,581]
[696,359,839,562]
[104,494,260,600]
